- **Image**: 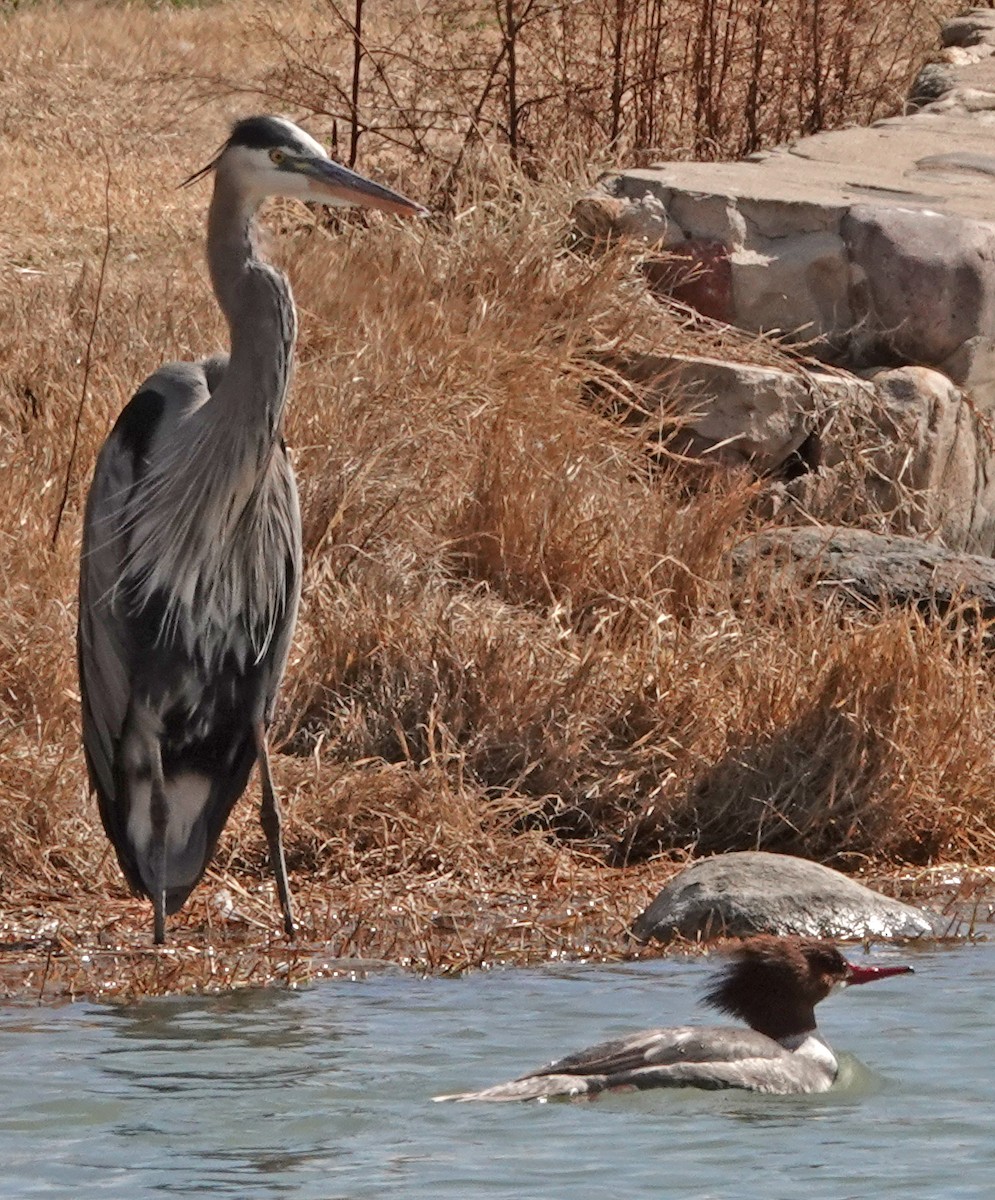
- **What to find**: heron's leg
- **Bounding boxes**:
[148,736,168,946]
[121,701,168,944]
[254,721,295,939]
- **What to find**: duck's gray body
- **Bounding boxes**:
[436,937,913,1102]
[438,1027,838,1101]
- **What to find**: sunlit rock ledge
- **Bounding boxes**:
[577,10,995,564]
[578,9,995,403]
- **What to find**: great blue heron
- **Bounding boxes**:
[78,115,425,944]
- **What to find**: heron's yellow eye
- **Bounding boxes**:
[270,148,286,166]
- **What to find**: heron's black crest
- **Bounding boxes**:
[228,115,306,152]
[180,115,321,190]
[180,151,222,191]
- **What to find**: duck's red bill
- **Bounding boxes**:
[845,960,915,985]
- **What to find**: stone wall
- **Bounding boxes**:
[575,10,995,558]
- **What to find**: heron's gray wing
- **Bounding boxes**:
[78,421,143,807]
[77,362,217,882]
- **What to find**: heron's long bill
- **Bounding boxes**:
[304,158,427,217]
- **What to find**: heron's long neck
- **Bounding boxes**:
[206,174,297,443]
[120,175,298,649]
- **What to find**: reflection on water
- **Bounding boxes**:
[0,941,992,1198]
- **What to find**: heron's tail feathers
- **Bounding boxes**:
[124,770,215,909]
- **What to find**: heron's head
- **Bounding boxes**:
[187,114,427,218]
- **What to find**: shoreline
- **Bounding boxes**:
[2,0,990,1010]
[2,861,988,1005]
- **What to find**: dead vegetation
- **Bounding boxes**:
[0,0,987,1000]
[198,0,958,192]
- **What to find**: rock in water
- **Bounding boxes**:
[632,852,943,943]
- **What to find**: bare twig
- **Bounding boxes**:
[52,149,113,548]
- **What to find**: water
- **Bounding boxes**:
[0,940,991,1199]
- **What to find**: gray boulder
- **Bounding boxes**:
[606,349,995,555]
[606,351,819,472]
[841,205,995,372]
[940,10,995,49]
[632,851,942,943]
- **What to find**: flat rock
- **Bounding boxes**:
[732,526,995,617]
[632,851,942,943]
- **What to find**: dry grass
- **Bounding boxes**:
[0,0,988,1000]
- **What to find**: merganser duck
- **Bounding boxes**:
[435,936,913,1101]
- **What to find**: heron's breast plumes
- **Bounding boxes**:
[120,419,299,675]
